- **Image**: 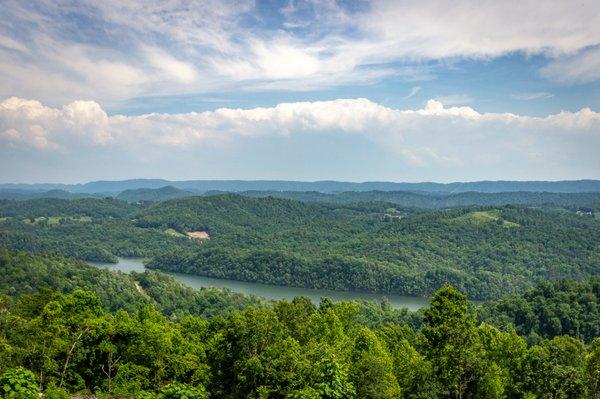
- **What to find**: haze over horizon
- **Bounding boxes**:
[3,177,600,187]
[1,1,599,183]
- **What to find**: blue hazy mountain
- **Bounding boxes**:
[1,179,600,195]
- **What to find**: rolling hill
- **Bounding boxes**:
[2,178,600,195]
[116,185,195,202]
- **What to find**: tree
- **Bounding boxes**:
[350,327,400,399]
[476,323,527,397]
[274,297,316,343]
[311,355,355,399]
[523,336,587,398]
[420,285,482,398]
[587,338,600,399]
[56,290,103,389]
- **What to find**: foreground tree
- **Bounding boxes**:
[420,285,482,398]
[523,336,587,398]
[350,327,400,399]
[587,338,600,399]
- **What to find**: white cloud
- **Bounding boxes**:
[0,0,599,104]
[433,94,472,106]
[0,35,29,53]
[0,97,111,149]
[143,47,199,84]
[540,46,600,84]
[1,96,598,181]
[404,86,421,99]
[511,92,555,101]
[359,1,600,59]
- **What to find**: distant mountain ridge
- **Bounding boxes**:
[2,178,600,194]
[2,186,600,209]
[238,190,600,209]
[0,188,100,200]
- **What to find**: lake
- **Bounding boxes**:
[89,257,430,311]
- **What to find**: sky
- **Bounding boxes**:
[0,0,599,183]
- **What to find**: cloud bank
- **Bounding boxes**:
[1,97,599,182]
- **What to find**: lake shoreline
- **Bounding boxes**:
[89,257,430,310]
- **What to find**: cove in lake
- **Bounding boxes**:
[89,257,430,311]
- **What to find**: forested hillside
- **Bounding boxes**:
[0,189,97,200]
[479,277,600,343]
[1,194,599,299]
[1,282,598,398]
[0,197,139,218]
[1,246,599,398]
[0,198,199,262]
[142,195,600,299]
[0,249,262,317]
[117,186,195,202]
[238,190,600,208]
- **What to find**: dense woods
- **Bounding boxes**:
[116,186,194,203]
[0,203,599,397]
[5,185,600,208]
[0,198,199,262]
[237,189,600,209]
[1,190,599,397]
[1,194,599,299]
[0,249,263,318]
[479,277,600,343]
[1,278,598,398]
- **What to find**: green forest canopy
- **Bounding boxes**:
[1,194,598,300]
[1,278,598,398]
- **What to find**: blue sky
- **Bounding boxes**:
[116,54,600,117]
[0,0,599,183]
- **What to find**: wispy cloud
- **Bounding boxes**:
[540,46,600,84]
[0,1,599,105]
[511,92,555,101]
[404,86,421,99]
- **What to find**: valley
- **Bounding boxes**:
[1,193,598,300]
[0,184,599,398]
[89,257,430,310]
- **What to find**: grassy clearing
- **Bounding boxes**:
[451,210,499,223]
[22,216,92,225]
[449,210,520,228]
[164,228,187,238]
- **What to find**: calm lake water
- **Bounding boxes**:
[89,257,430,311]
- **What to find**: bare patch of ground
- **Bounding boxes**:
[186,231,210,240]
[134,281,150,299]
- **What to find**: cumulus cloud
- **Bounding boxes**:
[432,94,472,106]
[0,97,111,149]
[1,96,599,181]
